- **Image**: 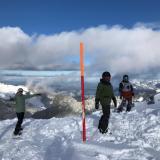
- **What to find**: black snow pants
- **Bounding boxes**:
[118,98,132,112]
[98,105,110,134]
[14,112,24,135]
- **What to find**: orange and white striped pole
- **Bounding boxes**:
[80,42,86,142]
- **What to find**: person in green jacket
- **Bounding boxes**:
[95,71,117,134]
[14,88,41,135]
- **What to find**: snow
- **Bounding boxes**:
[0,99,160,160]
[136,97,144,102]
[0,83,160,159]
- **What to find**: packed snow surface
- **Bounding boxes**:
[0,98,160,160]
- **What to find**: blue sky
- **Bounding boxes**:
[0,0,160,76]
[0,0,160,34]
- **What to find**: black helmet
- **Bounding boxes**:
[123,75,129,81]
[102,71,111,78]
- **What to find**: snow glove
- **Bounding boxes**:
[112,96,117,108]
[95,102,99,109]
[95,98,100,109]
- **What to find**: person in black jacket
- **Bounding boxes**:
[95,71,117,133]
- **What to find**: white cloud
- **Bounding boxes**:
[0,25,160,76]
[0,27,31,66]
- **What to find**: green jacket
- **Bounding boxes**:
[15,93,38,113]
[95,79,117,107]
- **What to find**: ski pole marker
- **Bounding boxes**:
[80,42,86,142]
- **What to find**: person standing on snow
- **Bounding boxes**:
[13,88,41,135]
[117,75,134,112]
[95,71,117,134]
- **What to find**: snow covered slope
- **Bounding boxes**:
[0,95,160,160]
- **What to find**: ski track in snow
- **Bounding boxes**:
[0,99,160,159]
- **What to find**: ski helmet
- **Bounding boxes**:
[18,88,23,92]
[123,75,129,81]
[102,71,111,78]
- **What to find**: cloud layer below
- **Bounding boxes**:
[0,25,160,76]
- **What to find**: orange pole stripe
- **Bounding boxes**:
[80,42,84,76]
